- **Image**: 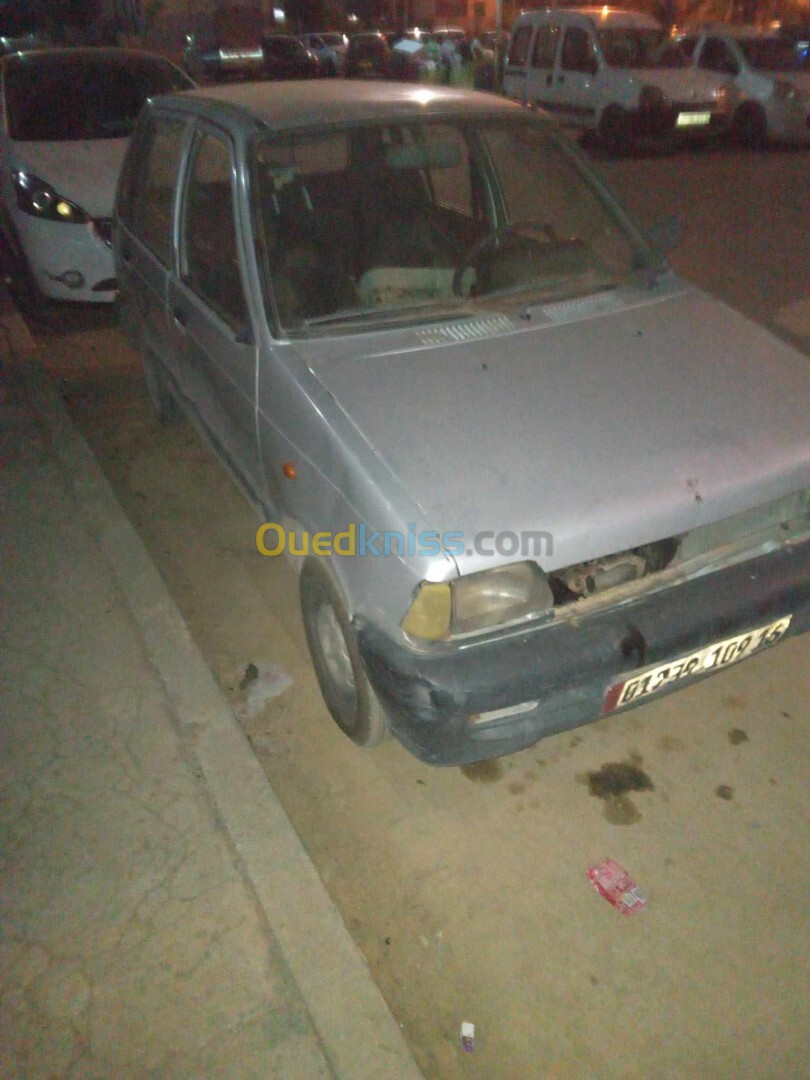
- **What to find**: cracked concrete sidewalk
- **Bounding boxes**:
[0,306,423,1079]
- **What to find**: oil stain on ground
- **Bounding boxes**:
[581,753,654,824]
[460,760,504,784]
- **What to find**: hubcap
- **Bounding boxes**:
[315,602,354,693]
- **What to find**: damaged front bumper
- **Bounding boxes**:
[357,538,810,765]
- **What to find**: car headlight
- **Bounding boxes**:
[639,84,667,110]
[401,561,554,642]
[13,171,88,224]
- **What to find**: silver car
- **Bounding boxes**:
[113,82,810,765]
[677,26,810,146]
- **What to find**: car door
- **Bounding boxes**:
[503,22,533,100]
[170,122,262,502]
[115,112,190,378]
[551,24,600,124]
[526,21,562,112]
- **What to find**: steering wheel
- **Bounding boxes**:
[452,219,559,297]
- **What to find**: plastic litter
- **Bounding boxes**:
[234,661,292,718]
[460,1021,475,1052]
[587,858,646,914]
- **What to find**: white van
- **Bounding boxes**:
[503,7,727,145]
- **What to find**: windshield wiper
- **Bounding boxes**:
[302,297,474,329]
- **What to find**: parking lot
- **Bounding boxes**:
[33,138,810,1079]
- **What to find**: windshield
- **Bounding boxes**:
[737,36,805,71]
[4,53,193,140]
[250,115,650,335]
[597,28,666,68]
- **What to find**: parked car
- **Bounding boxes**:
[676,26,810,147]
[503,7,728,147]
[300,32,347,75]
[182,6,265,81]
[261,33,320,79]
[344,31,392,79]
[113,81,810,765]
[0,47,193,315]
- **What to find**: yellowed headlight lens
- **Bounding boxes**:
[401,581,452,641]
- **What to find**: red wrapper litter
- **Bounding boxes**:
[587,858,646,914]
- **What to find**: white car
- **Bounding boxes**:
[676,26,810,147]
[0,47,193,316]
[503,7,728,147]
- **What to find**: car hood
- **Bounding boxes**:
[303,282,810,575]
[12,139,128,217]
[634,66,723,101]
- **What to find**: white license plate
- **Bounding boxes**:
[676,110,711,128]
[604,615,792,713]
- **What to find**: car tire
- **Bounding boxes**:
[322,58,336,77]
[598,105,633,153]
[734,103,768,150]
[0,228,55,327]
[300,558,390,748]
[142,349,180,425]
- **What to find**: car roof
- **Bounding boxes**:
[682,23,775,40]
[545,7,662,29]
[153,80,526,133]
[0,44,180,66]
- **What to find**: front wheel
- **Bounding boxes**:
[733,103,768,150]
[142,349,180,425]
[300,559,389,747]
[598,105,633,153]
[0,228,55,327]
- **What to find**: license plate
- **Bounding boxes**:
[603,615,792,713]
[676,110,711,128]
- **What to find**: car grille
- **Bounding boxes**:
[93,217,113,248]
[677,489,810,562]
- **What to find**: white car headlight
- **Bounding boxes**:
[13,171,88,224]
[402,561,554,642]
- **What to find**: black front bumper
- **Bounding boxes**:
[357,539,810,765]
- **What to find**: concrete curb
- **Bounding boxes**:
[18,320,423,1080]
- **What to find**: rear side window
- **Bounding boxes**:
[119,114,187,268]
[182,130,249,332]
[508,25,533,66]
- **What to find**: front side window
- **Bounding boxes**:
[532,25,560,69]
[249,115,651,336]
[507,25,533,66]
[3,54,193,141]
[182,131,249,332]
[119,114,187,267]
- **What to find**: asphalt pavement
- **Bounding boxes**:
[0,291,423,1079]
